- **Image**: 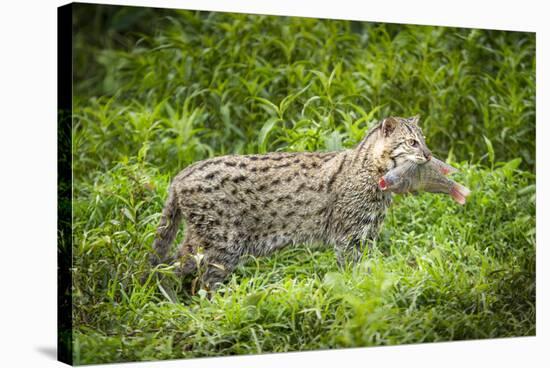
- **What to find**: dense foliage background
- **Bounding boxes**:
[71,5,535,364]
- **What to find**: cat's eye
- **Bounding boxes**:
[408,139,419,147]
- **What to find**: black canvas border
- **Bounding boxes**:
[58,3,73,366]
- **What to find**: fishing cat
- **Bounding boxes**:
[150,116,432,290]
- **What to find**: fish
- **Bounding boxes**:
[378,157,471,205]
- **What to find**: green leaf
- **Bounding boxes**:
[253,97,280,117]
[245,291,265,306]
[280,83,311,117]
[483,135,495,167]
[324,131,343,151]
[501,158,522,172]
[157,282,176,303]
[322,272,346,293]
[518,184,535,196]
[122,208,135,223]
[258,117,280,153]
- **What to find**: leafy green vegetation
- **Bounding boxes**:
[71,5,535,365]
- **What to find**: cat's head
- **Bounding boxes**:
[363,115,432,170]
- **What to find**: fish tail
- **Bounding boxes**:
[450,183,471,205]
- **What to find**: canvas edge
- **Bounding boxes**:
[58,2,74,366]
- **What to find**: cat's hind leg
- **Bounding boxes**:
[199,248,241,292]
[173,229,202,277]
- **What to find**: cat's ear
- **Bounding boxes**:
[409,115,420,125]
[382,117,398,137]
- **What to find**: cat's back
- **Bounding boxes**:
[171,151,343,220]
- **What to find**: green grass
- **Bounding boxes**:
[71,5,535,365]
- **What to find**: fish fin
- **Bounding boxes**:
[450,183,471,205]
[432,157,458,176]
[440,165,457,176]
[378,177,388,191]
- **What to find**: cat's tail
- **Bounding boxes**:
[150,186,182,266]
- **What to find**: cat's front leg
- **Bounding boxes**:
[334,237,371,269]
